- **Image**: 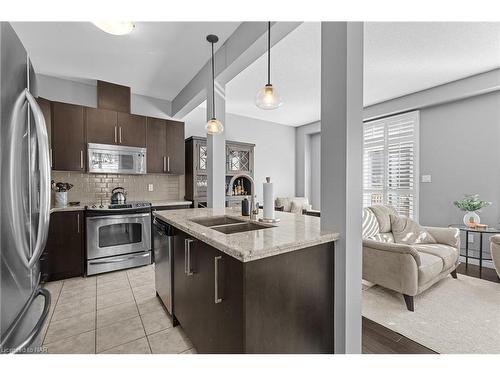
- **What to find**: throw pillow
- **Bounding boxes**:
[362,208,380,238]
[389,214,437,244]
[290,201,304,214]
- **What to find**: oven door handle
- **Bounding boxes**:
[88,252,150,265]
[86,213,150,221]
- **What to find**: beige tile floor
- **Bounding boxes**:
[41,264,197,354]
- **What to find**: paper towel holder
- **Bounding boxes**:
[259,176,281,224]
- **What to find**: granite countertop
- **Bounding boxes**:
[150,200,192,207]
[50,203,87,213]
[153,208,339,262]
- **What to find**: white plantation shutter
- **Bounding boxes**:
[363,111,419,219]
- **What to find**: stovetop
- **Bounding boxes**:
[86,201,151,211]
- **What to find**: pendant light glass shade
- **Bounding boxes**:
[256,22,282,110]
[206,117,224,135]
[255,83,282,110]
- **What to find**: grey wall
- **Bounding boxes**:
[298,71,500,228]
[419,91,500,226]
[37,74,173,119]
[183,107,296,203]
[295,121,320,200]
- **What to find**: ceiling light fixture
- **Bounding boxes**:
[255,22,282,110]
[205,34,224,135]
[93,21,135,35]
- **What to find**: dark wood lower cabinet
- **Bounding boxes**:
[41,211,84,282]
[172,228,334,354]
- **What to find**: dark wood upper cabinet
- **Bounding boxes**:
[41,211,84,282]
[147,117,167,173]
[166,120,185,174]
[51,101,86,171]
[85,107,118,145]
[97,80,130,113]
[146,117,185,174]
[117,112,146,147]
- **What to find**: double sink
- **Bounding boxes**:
[191,215,276,234]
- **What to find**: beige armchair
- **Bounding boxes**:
[490,235,500,279]
[362,205,460,311]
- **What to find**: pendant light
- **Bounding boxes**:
[205,34,224,135]
[255,22,282,110]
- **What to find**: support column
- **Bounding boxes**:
[320,22,363,354]
[206,79,226,208]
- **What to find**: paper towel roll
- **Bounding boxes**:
[263,178,275,220]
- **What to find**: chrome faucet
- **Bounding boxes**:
[227,174,258,220]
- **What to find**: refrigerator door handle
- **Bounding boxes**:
[25,89,51,269]
[0,287,51,354]
[8,89,51,269]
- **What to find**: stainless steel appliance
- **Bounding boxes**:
[87,143,146,175]
[0,23,51,354]
[153,218,174,314]
[86,201,152,275]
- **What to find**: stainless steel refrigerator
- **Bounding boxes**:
[0,22,51,354]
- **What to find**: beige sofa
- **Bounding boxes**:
[363,205,460,311]
[490,235,500,278]
[275,197,311,214]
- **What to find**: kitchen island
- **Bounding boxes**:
[153,208,339,354]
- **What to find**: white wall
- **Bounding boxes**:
[37,74,174,119]
[183,107,296,203]
[295,121,320,201]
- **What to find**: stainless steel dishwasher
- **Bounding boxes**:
[153,217,174,315]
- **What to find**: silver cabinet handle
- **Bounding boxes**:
[185,238,194,276]
[163,156,167,172]
[114,126,117,143]
[119,126,122,144]
[77,213,80,233]
[214,256,222,304]
[167,156,170,172]
[80,150,84,169]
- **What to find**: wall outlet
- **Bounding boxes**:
[148,184,154,192]
[468,234,474,243]
[421,175,432,183]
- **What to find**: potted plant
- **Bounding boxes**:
[51,180,74,207]
[453,194,491,227]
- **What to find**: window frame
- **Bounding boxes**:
[362,111,420,220]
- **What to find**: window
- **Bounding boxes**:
[363,111,419,219]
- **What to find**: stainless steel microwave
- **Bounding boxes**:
[87,143,146,174]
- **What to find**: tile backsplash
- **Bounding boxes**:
[51,171,185,204]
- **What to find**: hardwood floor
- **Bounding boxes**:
[362,264,499,354]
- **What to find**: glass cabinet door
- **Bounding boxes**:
[197,143,207,172]
[226,146,251,174]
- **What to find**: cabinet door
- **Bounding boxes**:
[226,144,253,175]
[43,211,84,281]
[146,117,167,173]
[165,120,185,174]
[86,107,118,145]
[117,112,146,147]
[51,102,86,171]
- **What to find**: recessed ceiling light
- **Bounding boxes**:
[92,21,135,35]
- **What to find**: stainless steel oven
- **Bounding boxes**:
[86,202,152,275]
[87,143,146,175]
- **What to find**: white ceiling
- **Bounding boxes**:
[11,22,500,127]
[11,22,240,101]
[226,22,500,126]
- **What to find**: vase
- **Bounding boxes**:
[463,211,480,227]
[55,191,68,207]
